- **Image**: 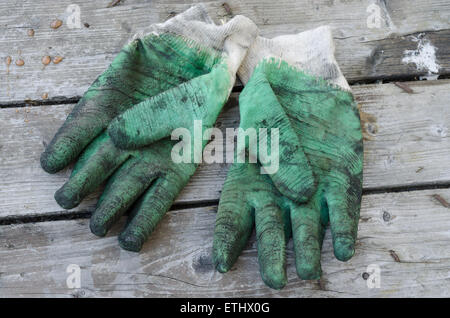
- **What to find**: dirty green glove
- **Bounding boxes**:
[40,5,258,251]
[213,26,363,289]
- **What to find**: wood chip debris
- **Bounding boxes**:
[431,194,450,208]
[222,3,233,16]
[52,56,63,64]
[50,19,63,29]
[42,56,51,65]
[107,0,122,8]
[389,250,401,262]
[394,82,414,94]
[166,11,177,19]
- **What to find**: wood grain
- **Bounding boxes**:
[1,0,450,104]
[1,0,449,299]
[1,188,449,297]
[1,80,450,219]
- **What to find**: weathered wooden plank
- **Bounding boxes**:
[355,79,450,191]
[1,188,449,297]
[1,80,450,219]
[1,0,450,104]
[232,0,450,82]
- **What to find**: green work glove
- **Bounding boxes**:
[213,26,363,289]
[40,5,258,252]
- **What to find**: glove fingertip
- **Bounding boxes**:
[118,232,143,252]
[89,217,108,237]
[54,186,78,210]
[296,262,322,280]
[214,261,231,274]
[261,266,287,290]
[333,236,355,261]
[40,150,61,174]
[287,175,317,204]
[212,249,233,273]
[272,166,317,204]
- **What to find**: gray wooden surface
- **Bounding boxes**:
[1,189,450,297]
[0,0,449,297]
[1,0,449,104]
[1,81,450,219]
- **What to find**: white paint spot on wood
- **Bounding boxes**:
[402,35,440,75]
[419,74,439,81]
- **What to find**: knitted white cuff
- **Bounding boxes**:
[133,5,258,76]
[238,26,350,91]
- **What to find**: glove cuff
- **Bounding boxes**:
[132,4,213,41]
[133,5,258,78]
[238,26,350,91]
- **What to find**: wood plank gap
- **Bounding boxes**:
[0,96,80,109]
[2,74,450,108]
[363,181,450,196]
[3,180,450,226]
[0,200,222,226]
[0,210,91,226]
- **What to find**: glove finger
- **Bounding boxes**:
[40,45,143,174]
[54,133,130,209]
[255,203,287,290]
[239,67,315,203]
[291,201,325,280]
[40,102,112,173]
[258,126,315,203]
[326,170,363,262]
[118,172,189,252]
[89,157,159,237]
[213,167,254,273]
